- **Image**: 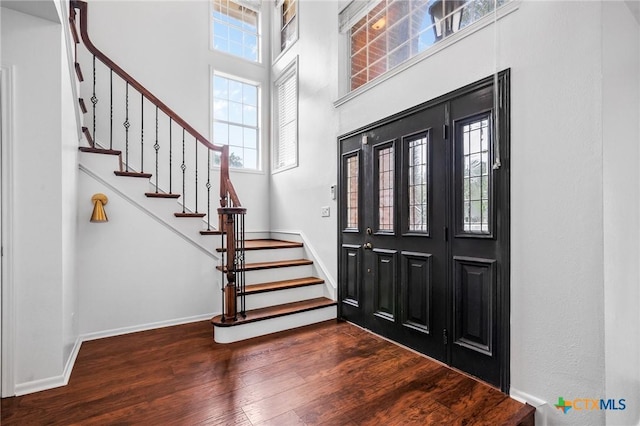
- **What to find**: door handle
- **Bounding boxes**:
[363,242,373,250]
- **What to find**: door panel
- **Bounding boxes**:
[338,72,510,390]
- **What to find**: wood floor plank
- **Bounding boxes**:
[0,320,534,425]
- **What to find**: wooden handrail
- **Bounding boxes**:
[70,0,241,209]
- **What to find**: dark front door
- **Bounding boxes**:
[338,72,510,391]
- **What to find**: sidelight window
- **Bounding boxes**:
[407,134,429,232]
[377,144,395,232]
[462,116,490,233]
[346,155,359,229]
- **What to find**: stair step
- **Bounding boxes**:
[216,258,313,272]
[82,127,93,146]
[216,239,303,252]
[79,147,121,155]
[78,98,87,113]
[75,62,84,81]
[114,171,152,178]
[242,277,325,296]
[200,230,225,235]
[69,17,80,44]
[145,192,181,199]
[174,212,206,218]
[211,297,336,327]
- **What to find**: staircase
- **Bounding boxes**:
[211,239,336,343]
[69,0,336,344]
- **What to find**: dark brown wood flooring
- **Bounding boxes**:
[1,320,534,425]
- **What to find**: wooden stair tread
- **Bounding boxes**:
[79,147,121,155]
[200,230,225,235]
[216,258,313,272]
[145,192,180,199]
[114,171,152,178]
[78,98,87,113]
[211,297,336,327]
[241,277,324,295]
[216,239,303,252]
[175,212,206,218]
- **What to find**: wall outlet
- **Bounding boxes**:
[321,206,330,217]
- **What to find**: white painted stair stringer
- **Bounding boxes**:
[79,152,220,259]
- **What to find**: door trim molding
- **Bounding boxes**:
[1,66,16,397]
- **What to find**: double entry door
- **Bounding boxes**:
[338,74,510,390]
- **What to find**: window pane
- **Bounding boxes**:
[347,0,511,90]
[346,155,359,228]
[212,0,260,62]
[274,63,298,171]
[378,146,394,232]
[212,74,260,169]
[461,116,490,233]
[408,135,428,232]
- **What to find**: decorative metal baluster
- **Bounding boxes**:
[154,106,159,193]
[123,82,130,171]
[206,151,211,230]
[169,118,173,194]
[181,129,186,213]
[91,55,98,144]
[140,94,144,172]
[109,69,113,150]
[195,137,199,213]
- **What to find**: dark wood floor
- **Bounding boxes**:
[1,320,534,425]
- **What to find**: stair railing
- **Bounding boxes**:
[70,0,246,321]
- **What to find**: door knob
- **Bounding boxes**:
[366,227,373,235]
[363,242,373,250]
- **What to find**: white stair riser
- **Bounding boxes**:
[242,265,314,285]
[244,284,324,310]
[241,247,304,264]
[213,305,337,344]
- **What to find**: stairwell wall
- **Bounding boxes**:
[1,3,80,395]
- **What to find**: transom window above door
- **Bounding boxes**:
[340,0,511,91]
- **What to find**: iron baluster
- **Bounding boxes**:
[91,55,97,144]
[195,137,199,213]
[109,69,113,150]
[154,106,159,193]
[123,82,130,171]
[140,93,144,172]
[181,129,186,213]
[206,151,211,230]
[169,118,173,194]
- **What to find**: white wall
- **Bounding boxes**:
[602,2,640,426]
[1,3,80,394]
[276,1,637,425]
[76,171,219,337]
[270,1,340,284]
[80,0,270,233]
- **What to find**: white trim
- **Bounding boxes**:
[510,387,550,426]
[81,313,215,342]
[14,336,82,396]
[334,0,520,107]
[271,56,299,174]
[269,229,337,300]
[78,164,220,261]
[1,66,16,398]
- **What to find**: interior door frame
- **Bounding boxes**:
[337,70,511,393]
[1,66,16,397]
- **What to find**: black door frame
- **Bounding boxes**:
[337,70,511,393]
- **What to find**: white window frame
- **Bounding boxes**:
[272,0,299,62]
[210,0,263,63]
[212,71,262,171]
[272,57,299,173]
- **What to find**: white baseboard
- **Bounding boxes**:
[510,387,550,426]
[14,336,83,396]
[80,313,216,342]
